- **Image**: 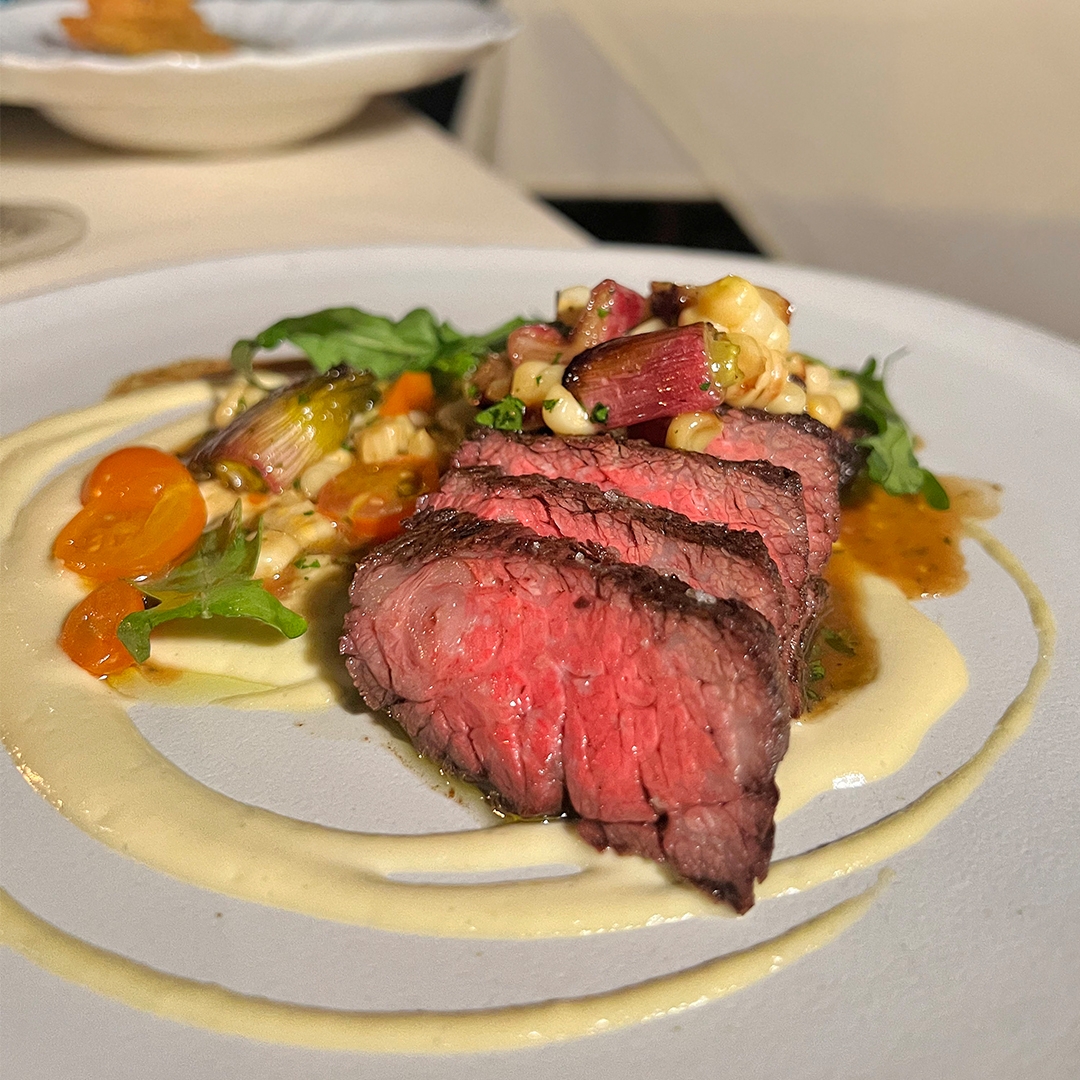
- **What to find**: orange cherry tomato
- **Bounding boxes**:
[80,446,196,508]
[58,580,146,677]
[380,371,435,417]
[317,456,439,544]
[54,447,207,581]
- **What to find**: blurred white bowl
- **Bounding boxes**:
[0,0,516,152]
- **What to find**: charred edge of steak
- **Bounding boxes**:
[718,406,867,490]
[576,785,780,914]
[427,466,783,589]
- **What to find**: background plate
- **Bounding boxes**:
[1,246,1078,1078]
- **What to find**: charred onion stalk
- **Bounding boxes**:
[502,280,650,376]
[562,323,743,428]
[568,278,649,351]
[186,367,377,493]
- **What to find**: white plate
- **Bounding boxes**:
[0,1,516,151]
[1,246,1078,1079]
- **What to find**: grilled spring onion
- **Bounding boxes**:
[186,368,377,494]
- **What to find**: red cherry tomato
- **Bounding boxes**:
[58,580,145,677]
[317,456,439,544]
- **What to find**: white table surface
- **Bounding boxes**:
[0,97,588,298]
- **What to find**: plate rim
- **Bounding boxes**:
[0,0,518,75]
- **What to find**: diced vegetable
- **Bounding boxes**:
[380,371,435,417]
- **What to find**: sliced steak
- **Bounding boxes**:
[453,430,810,598]
[705,407,864,573]
[424,467,789,635]
[423,466,812,713]
[342,508,789,912]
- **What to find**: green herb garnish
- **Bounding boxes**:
[837,357,949,509]
[821,628,856,656]
[117,503,308,664]
[475,396,526,431]
[542,399,558,411]
[231,307,530,390]
[589,403,610,424]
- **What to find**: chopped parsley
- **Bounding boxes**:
[475,395,526,431]
[589,403,610,424]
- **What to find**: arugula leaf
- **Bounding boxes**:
[231,307,531,388]
[475,395,526,431]
[837,357,950,510]
[117,503,308,664]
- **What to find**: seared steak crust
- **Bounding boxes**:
[342,508,788,912]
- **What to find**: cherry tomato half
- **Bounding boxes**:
[54,447,207,580]
[80,445,196,507]
[317,456,439,544]
[58,580,145,677]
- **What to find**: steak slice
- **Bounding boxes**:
[342,509,789,912]
[453,429,810,598]
[424,467,789,635]
[706,407,864,573]
[423,466,811,714]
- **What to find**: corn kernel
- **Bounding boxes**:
[542,385,597,436]
[628,316,667,336]
[212,378,267,429]
[765,381,808,415]
[666,412,724,453]
[254,529,301,581]
[830,377,860,414]
[359,415,416,464]
[556,285,591,327]
[803,362,832,394]
[806,393,843,429]
[299,448,354,501]
[695,276,791,353]
[511,361,564,406]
